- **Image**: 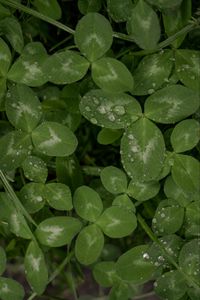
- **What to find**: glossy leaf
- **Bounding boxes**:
[178,239,200,282]
[0,4,11,18]
[42,50,90,84]
[132,51,173,95]
[0,130,32,171]
[74,12,113,62]
[97,128,123,145]
[145,85,200,124]
[126,0,160,50]
[96,206,137,238]
[73,185,103,222]
[5,84,42,132]
[121,118,165,181]
[116,245,156,283]
[112,194,135,213]
[172,154,200,194]
[154,270,187,300]
[109,282,129,300]
[107,0,133,22]
[75,224,104,265]
[0,247,6,275]
[170,119,200,153]
[44,183,73,211]
[0,37,11,77]
[0,277,24,300]
[8,42,48,87]
[100,166,127,194]
[163,0,191,48]
[32,121,78,157]
[24,241,48,295]
[22,156,48,183]
[78,0,101,14]
[185,202,200,237]
[33,0,61,20]
[93,261,117,287]
[0,78,6,104]
[152,199,184,235]
[20,183,45,214]
[91,58,134,93]
[0,17,24,53]
[35,216,82,247]
[80,89,141,129]
[176,50,200,92]
[127,180,160,201]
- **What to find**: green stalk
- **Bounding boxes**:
[0,170,37,227]
[137,213,200,291]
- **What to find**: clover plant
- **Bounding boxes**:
[0,0,199,300]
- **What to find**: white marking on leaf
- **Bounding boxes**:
[1,283,10,293]
[83,33,105,48]
[28,254,42,272]
[38,127,62,149]
[10,213,20,233]
[98,62,118,82]
[139,138,157,163]
[41,225,63,243]
[0,53,9,62]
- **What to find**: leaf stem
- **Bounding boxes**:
[137,213,200,291]
[133,291,156,299]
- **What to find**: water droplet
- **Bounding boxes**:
[161,213,165,218]
[91,118,97,124]
[97,105,107,114]
[143,253,150,260]
[148,89,155,94]
[108,113,115,121]
[113,105,125,116]
[85,106,91,112]
[152,218,157,224]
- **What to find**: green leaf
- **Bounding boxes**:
[116,245,156,283]
[121,118,165,181]
[8,42,48,87]
[22,156,48,183]
[172,154,200,194]
[185,202,200,237]
[35,216,82,247]
[145,85,200,124]
[164,176,192,207]
[100,166,127,194]
[176,50,200,92]
[32,121,78,157]
[163,0,191,48]
[19,183,45,214]
[126,0,160,50]
[170,119,200,153]
[93,261,118,287]
[33,0,61,20]
[5,84,42,132]
[92,58,134,93]
[80,89,141,128]
[97,128,123,145]
[0,193,32,239]
[147,0,182,9]
[74,12,113,62]
[109,282,129,300]
[0,37,11,77]
[178,239,200,282]
[152,199,184,235]
[75,224,104,265]
[0,247,6,275]
[112,194,135,213]
[73,185,103,222]
[24,241,48,295]
[188,287,200,300]
[0,17,24,53]
[154,270,187,300]
[78,0,102,14]
[0,130,32,171]
[56,155,83,192]
[0,78,6,104]
[147,234,183,268]
[96,206,137,238]
[107,0,133,22]
[60,84,81,114]
[44,183,73,211]
[132,51,173,95]
[42,50,90,85]
[0,277,24,300]
[127,180,160,201]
